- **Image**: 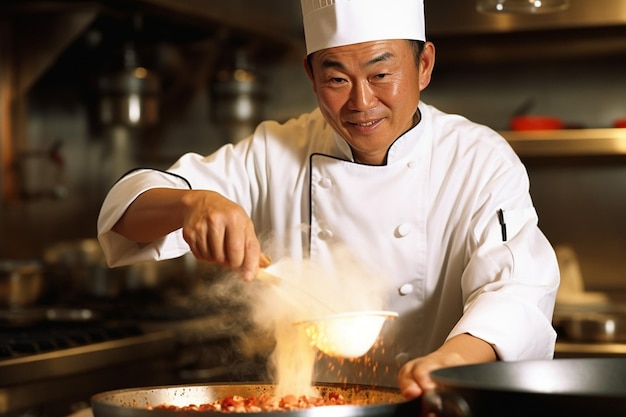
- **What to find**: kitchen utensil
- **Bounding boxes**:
[92,382,416,417]
[0,260,44,308]
[294,311,398,358]
[257,267,397,358]
[511,97,535,117]
[424,358,626,417]
[256,268,338,313]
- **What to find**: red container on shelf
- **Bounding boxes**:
[510,115,564,131]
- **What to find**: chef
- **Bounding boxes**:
[97,0,559,398]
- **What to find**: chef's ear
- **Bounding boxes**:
[419,42,436,91]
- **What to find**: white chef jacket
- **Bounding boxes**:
[98,101,559,387]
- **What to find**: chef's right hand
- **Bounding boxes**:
[113,188,265,281]
[181,190,263,281]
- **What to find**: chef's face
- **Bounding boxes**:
[305,39,435,165]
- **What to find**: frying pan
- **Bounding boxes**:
[91,383,418,417]
[92,359,626,417]
[426,358,626,417]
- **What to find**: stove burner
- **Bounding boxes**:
[0,322,142,360]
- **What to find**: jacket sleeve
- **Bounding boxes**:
[96,128,265,268]
[446,153,560,360]
[97,168,193,267]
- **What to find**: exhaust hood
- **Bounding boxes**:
[124,0,626,65]
[129,0,626,37]
[6,0,626,66]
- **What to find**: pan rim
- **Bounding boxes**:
[430,357,626,397]
[91,381,411,416]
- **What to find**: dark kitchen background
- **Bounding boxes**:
[1,0,626,416]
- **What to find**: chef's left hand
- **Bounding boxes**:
[397,333,497,399]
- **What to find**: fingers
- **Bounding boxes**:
[259,253,272,268]
[399,382,422,400]
[243,252,273,283]
[209,219,260,274]
[237,234,263,282]
[397,357,439,399]
[181,191,262,279]
[398,363,426,399]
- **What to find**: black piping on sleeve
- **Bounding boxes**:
[112,167,193,190]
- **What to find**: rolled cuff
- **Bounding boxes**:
[97,169,192,267]
[448,291,557,361]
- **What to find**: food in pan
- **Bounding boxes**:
[151,392,355,412]
[91,383,407,416]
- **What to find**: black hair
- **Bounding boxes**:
[409,40,427,66]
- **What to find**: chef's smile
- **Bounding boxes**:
[347,118,384,133]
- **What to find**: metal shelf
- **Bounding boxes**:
[501,128,626,157]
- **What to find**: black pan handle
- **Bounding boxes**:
[422,390,472,417]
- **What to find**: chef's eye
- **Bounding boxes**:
[331,77,346,84]
[374,73,389,79]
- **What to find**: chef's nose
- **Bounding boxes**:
[349,80,377,111]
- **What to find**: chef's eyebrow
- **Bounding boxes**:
[321,51,393,70]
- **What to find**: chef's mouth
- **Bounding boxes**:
[346,118,384,132]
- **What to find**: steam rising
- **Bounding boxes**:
[248,245,389,397]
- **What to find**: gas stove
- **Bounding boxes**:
[0,307,177,417]
[0,289,265,417]
[0,320,174,387]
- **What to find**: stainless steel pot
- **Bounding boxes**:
[44,239,199,298]
[97,43,160,127]
[426,358,626,417]
[44,239,124,298]
[0,260,44,308]
[554,313,626,343]
[91,383,414,417]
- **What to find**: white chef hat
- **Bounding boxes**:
[301,0,426,55]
